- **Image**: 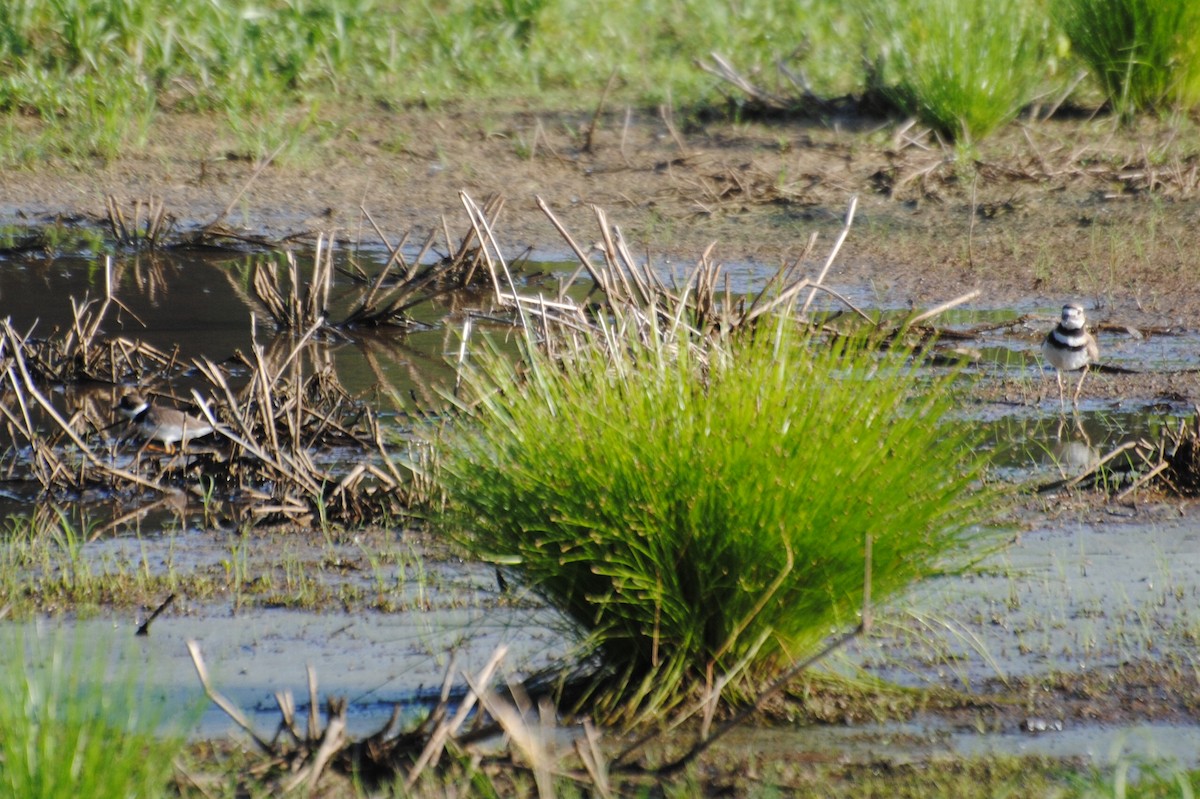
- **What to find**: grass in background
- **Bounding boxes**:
[436,322,995,721]
[0,626,187,799]
[862,0,1054,141]
[0,0,858,164]
[4,0,1197,162]
[1054,0,1200,119]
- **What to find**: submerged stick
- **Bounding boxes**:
[1036,440,1142,494]
[135,593,176,636]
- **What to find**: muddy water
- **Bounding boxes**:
[3,245,1200,767]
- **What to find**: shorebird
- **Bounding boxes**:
[1042,303,1100,408]
[116,391,213,452]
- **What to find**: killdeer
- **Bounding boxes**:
[116,391,213,451]
[1042,303,1100,407]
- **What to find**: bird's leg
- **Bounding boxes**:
[1055,370,1066,412]
[1071,365,1090,406]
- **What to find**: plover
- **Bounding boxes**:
[116,391,213,451]
[1042,303,1100,408]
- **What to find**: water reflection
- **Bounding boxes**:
[980,409,1182,479]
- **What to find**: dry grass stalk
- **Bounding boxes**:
[186,641,597,795]
[105,195,174,248]
[696,51,850,118]
[252,201,511,332]
[252,235,335,330]
[468,681,559,799]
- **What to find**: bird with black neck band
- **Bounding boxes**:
[116,391,214,453]
[1042,303,1099,409]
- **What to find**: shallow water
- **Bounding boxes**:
[725,719,1200,771]
[2,243,1200,768]
[14,606,568,739]
[857,513,1200,685]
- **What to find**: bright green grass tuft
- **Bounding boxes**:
[1054,0,1200,119]
[436,323,996,719]
[863,0,1054,141]
[0,627,188,799]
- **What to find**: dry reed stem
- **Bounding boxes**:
[906,289,983,326]
[697,52,789,110]
[187,640,275,754]
[406,645,508,787]
[799,195,857,318]
[196,141,288,238]
[468,681,558,799]
[574,719,612,799]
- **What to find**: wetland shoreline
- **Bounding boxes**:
[5,105,1200,795]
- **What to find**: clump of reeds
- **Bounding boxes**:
[252,197,510,332]
[105,195,174,248]
[434,195,996,723]
[1054,0,1200,119]
[189,331,412,526]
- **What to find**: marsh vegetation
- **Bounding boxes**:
[5,0,1200,795]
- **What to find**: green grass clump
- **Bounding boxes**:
[436,322,994,719]
[863,0,1053,140]
[1055,0,1200,119]
[0,627,187,799]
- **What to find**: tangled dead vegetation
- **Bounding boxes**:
[0,259,419,528]
[1038,410,1200,501]
[251,196,512,332]
[0,196,521,529]
[0,196,529,527]
[185,642,616,797]
[454,190,984,373]
[6,188,1196,531]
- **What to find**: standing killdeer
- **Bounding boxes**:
[1042,303,1100,408]
[116,391,213,451]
